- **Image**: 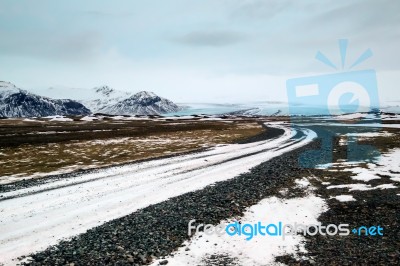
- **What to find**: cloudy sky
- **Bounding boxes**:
[0,0,399,103]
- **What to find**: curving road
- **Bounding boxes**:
[0,123,316,265]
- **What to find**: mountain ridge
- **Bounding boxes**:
[0,81,91,117]
[1,82,182,116]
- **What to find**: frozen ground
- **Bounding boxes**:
[321,148,399,196]
[1,115,399,265]
[150,179,326,266]
[0,123,315,265]
[150,121,400,265]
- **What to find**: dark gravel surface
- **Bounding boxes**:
[303,188,399,265]
[17,125,400,265]
[276,187,400,265]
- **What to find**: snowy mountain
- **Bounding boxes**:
[23,85,182,115]
[0,81,90,117]
[99,91,181,115]
[80,86,134,113]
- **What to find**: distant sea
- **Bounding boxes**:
[164,102,400,116]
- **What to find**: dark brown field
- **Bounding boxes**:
[0,116,265,181]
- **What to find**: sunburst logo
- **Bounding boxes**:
[316,39,375,116]
[286,39,381,168]
[287,39,379,116]
[315,39,372,71]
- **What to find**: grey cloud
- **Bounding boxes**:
[308,0,400,32]
[174,31,246,47]
[300,0,400,71]
[0,30,104,62]
[222,0,400,73]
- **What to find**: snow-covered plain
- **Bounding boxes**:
[321,148,400,185]
[320,149,399,202]
[0,123,316,265]
[334,113,375,120]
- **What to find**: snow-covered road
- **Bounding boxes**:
[0,123,316,265]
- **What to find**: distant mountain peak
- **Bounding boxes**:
[0,81,22,98]
[129,91,162,106]
[99,91,181,115]
[93,86,115,97]
[0,81,19,90]
[134,91,157,98]
[77,85,134,113]
[0,81,16,87]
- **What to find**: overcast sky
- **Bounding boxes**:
[0,0,399,103]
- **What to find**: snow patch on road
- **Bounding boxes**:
[151,195,326,266]
[331,195,356,202]
[327,183,397,191]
